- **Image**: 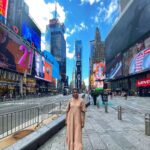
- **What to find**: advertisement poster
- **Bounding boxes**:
[22,12,41,51]
[92,62,105,88]
[35,52,52,82]
[0,27,34,74]
[93,62,105,81]
[107,54,123,79]
[44,61,52,82]
[0,0,8,18]
[129,48,150,74]
[35,51,44,79]
[123,41,145,76]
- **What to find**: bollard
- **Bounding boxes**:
[59,102,62,114]
[105,102,108,113]
[145,113,150,136]
[118,106,122,120]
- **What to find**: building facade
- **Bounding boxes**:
[75,40,82,90]
[105,0,150,96]
[6,0,29,35]
[120,0,131,12]
[45,18,66,88]
[89,28,105,89]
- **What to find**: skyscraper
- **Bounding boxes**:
[75,40,82,90]
[93,27,104,63]
[89,27,105,89]
[45,18,66,86]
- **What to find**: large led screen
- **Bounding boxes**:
[0,26,34,74]
[93,62,105,81]
[35,52,44,79]
[44,61,52,82]
[42,50,60,79]
[0,0,8,19]
[129,48,150,74]
[107,54,123,79]
[35,52,52,82]
[22,15,41,51]
[92,62,105,89]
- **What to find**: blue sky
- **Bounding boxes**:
[25,0,120,86]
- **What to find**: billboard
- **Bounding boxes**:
[136,78,150,87]
[107,54,123,79]
[35,51,44,79]
[92,62,105,89]
[129,48,150,74]
[123,41,145,76]
[0,0,8,19]
[44,61,52,82]
[0,26,34,74]
[22,15,41,51]
[42,50,60,79]
[35,51,52,82]
[93,62,105,81]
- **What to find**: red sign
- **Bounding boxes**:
[44,61,52,82]
[0,0,8,18]
[136,78,150,87]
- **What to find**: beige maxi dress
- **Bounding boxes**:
[66,98,86,150]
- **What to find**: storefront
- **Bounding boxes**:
[0,69,21,97]
[23,77,36,95]
[136,78,150,96]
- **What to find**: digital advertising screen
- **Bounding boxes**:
[123,41,145,76]
[35,51,52,82]
[107,54,123,79]
[22,15,41,51]
[0,26,34,74]
[42,50,60,79]
[129,48,150,74]
[35,51,44,79]
[44,61,52,82]
[0,0,9,19]
[92,62,105,89]
[93,80,104,89]
[93,62,105,81]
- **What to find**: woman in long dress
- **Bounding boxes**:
[66,88,86,150]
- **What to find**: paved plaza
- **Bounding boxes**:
[39,96,150,150]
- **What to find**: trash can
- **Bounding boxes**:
[145,113,150,136]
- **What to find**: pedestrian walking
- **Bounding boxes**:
[66,88,86,150]
[124,92,127,100]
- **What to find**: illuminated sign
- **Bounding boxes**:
[0,26,34,74]
[136,78,150,87]
[0,0,8,18]
[129,48,150,74]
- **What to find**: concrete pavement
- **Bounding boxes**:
[39,96,150,150]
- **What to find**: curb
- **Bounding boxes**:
[5,115,65,150]
[5,101,90,150]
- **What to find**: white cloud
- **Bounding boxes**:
[105,0,119,21]
[94,16,99,23]
[92,0,119,24]
[24,0,66,33]
[80,22,88,30]
[41,35,46,50]
[66,43,75,59]
[84,78,89,86]
[24,0,66,51]
[81,0,100,5]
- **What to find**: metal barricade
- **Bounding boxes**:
[145,113,150,136]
